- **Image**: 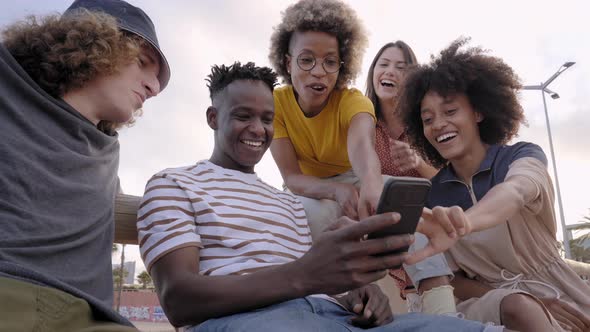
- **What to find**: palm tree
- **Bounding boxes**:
[115,244,126,311]
[112,266,128,286]
[136,270,152,289]
[569,210,590,262]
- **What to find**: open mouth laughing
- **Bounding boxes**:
[380,79,396,88]
[436,132,458,143]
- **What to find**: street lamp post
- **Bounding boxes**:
[523,61,575,259]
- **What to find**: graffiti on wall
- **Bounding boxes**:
[118,306,168,322]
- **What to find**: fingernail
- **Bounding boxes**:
[408,234,415,242]
[450,232,457,238]
[364,310,372,318]
[353,303,363,313]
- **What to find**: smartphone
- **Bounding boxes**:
[368,177,431,254]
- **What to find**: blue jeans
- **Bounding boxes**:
[189,296,487,332]
[404,232,453,287]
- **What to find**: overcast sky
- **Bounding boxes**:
[2,0,589,276]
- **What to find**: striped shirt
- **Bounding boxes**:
[138,160,312,274]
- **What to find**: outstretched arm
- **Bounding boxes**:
[271,137,360,219]
[406,158,547,264]
[347,113,383,219]
[151,213,414,327]
[464,166,538,233]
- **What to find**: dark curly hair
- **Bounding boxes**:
[399,37,525,168]
[365,40,418,120]
[268,0,367,89]
[206,61,278,101]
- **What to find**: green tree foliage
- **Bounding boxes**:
[136,270,153,289]
[112,267,128,287]
[569,210,590,262]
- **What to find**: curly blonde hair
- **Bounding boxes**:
[2,10,148,131]
[269,0,368,89]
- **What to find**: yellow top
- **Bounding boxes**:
[273,86,375,178]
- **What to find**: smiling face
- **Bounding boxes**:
[286,31,340,117]
[84,45,161,124]
[208,80,275,173]
[372,46,408,104]
[420,91,484,163]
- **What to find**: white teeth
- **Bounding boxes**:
[242,140,263,147]
[436,132,457,143]
[380,79,395,87]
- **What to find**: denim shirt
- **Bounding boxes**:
[427,142,548,210]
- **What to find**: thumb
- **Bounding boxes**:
[353,302,364,314]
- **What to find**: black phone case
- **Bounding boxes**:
[368,177,431,255]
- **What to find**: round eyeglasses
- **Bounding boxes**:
[295,53,343,74]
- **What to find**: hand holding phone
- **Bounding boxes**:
[367,177,431,255]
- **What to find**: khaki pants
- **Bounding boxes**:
[0,276,138,332]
